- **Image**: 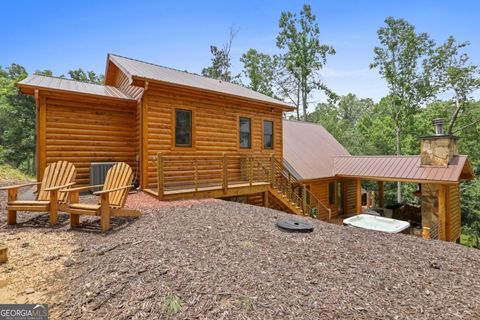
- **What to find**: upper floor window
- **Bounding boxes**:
[263,120,273,149]
[175,109,192,147]
[239,117,251,148]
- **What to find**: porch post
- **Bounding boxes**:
[438,184,447,241]
[356,178,362,214]
[378,181,384,208]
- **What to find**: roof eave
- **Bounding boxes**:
[16,82,137,103]
[334,173,462,185]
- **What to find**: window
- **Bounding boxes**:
[329,182,336,205]
[263,120,273,149]
[175,109,192,147]
[239,117,251,148]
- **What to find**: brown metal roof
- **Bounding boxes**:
[108,54,294,110]
[17,75,136,101]
[283,120,350,180]
[334,155,474,183]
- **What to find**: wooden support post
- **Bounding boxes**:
[140,83,149,189]
[49,189,58,225]
[223,154,228,193]
[7,188,17,225]
[366,191,371,208]
[7,210,16,225]
[438,185,447,241]
[302,185,307,214]
[378,181,384,208]
[100,193,110,233]
[157,154,164,199]
[38,95,47,182]
[263,191,269,208]
[422,227,430,240]
[372,191,376,208]
[70,191,80,227]
[0,244,7,264]
[356,178,362,214]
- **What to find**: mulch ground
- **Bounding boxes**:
[1,186,480,319]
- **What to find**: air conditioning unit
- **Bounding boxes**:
[90,162,117,187]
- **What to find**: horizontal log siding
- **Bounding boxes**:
[447,184,461,242]
[144,83,283,189]
[308,179,339,219]
[247,193,264,207]
[44,95,138,185]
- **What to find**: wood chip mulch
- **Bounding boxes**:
[1,189,480,319]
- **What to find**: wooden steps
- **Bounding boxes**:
[268,186,304,215]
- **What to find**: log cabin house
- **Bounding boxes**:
[15,54,474,242]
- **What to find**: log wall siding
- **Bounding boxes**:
[446,184,461,242]
[344,179,357,214]
[42,93,138,185]
[144,83,283,189]
[308,179,339,219]
[247,193,264,207]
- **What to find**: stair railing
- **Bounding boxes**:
[253,155,332,220]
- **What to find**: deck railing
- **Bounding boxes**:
[266,157,331,220]
[157,152,331,220]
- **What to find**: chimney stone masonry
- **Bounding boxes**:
[419,119,459,167]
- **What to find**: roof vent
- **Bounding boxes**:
[432,118,444,136]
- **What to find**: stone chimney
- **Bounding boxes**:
[419,118,458,167]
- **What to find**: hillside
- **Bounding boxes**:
[2,194,477,319]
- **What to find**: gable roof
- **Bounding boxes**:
[17,74,136,102]
[334,155,474,183]
[107,54,294,110]
[283,120,350,180]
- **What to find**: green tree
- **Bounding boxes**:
[430,37,480,134]
[370,17,436,202]
[308,93,375,155]
[202,27,240,82]
[276,4,335,120]
[0,64,35,173]
[68,68,104,84]
[240,49,275,96]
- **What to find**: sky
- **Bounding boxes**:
[1,0,480,103]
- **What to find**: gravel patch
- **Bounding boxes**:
[1,183,480,319]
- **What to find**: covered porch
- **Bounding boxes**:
[334,155,474,242]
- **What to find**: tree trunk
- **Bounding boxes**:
[395,123,402,203]
[302,78,308,120]
[447,97,462,135]
[296,82,300,120]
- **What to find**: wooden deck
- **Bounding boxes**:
[147,153,331,219]
[145,181,270,200]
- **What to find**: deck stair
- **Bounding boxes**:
[153,153,331,219]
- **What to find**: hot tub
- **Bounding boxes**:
[343,214,410,234]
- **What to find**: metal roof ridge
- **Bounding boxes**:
[110,53,245,88]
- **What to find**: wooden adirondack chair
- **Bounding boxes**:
[0,161,76,225]
[59,162,140,232]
